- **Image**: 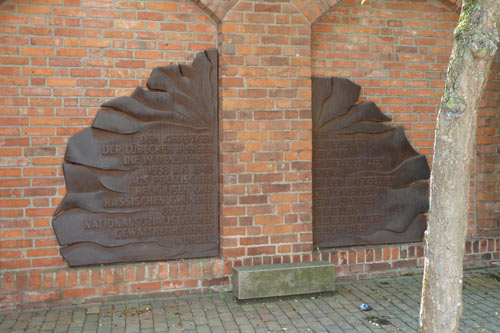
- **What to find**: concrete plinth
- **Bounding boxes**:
[232,261,335,300]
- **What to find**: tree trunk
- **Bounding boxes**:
[419,0,500,332]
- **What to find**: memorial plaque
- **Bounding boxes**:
[312,77,430,248]
[53,50,219,266]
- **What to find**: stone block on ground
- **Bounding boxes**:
[232,261,335,300]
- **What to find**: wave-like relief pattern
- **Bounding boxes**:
[53,50,219,266]
[312,76,430,248]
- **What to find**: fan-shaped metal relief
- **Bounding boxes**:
[53,50,219,266]
[312,77,430,248]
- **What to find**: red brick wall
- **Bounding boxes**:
[1,0,499,311]
[312,0,458,159]
[312,0,500,236]
[218,1,313,260]
[476,50,500,237]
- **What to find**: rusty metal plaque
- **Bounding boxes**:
[53,50,219,266]
[312,77,430,248]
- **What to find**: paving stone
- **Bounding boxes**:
[238,323,255,332]
[0,319,15,329]
[86,306,100,314]
[39,321,57,330]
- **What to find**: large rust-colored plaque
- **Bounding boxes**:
[53,50,219,266]
[312,77,430,248]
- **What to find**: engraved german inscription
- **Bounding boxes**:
[312,77,430,248]
[52,49,219,266]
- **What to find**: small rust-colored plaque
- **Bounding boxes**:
[53,50,219,266]
[312,77,430,248]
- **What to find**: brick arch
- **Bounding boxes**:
[194,0,239,23]
[294,0,461,24]
[310,0,461,151]
[309,0,500,240]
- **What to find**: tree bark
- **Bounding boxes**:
[419,0,500,332]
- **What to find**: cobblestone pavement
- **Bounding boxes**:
[1,268,500,332]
